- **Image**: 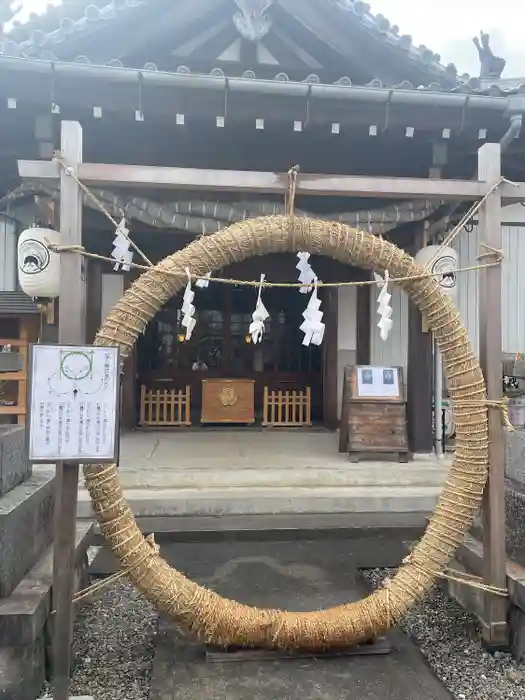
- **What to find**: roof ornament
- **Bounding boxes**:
[233,0,274,42]
[473,31,506,79]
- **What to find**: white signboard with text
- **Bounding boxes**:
[356,365,400,399]
[27,344,120,463]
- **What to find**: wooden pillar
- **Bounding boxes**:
[53,120,85,700]
[406,229,433,453]
[356,284,371,365]
[323,287,338,430]
[121,273,137,431]
[478,142,508,648]
[85,259,102,343]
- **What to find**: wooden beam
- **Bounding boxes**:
[52,121,85,700]
[17,159,525,201]
[478,142,508,649]
[356,285,371,365]
[406,228,433,454]
[323,287,339,430]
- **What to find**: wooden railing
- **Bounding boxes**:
[0,338,29,425]
[262,386,311,427]
[139,385,191,426]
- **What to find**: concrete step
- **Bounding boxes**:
[77,484,443,519]
[78,465,447,491]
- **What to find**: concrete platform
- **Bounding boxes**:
[73,431,449,520]
[149,538,452,700]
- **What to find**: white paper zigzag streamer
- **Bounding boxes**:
[181,268,196,339]
[248,274,270,344]
[111,218,133,271]
[374,270,393,341]
[300,279,325,346]
[296,252,316,294]
[195,272,211,288]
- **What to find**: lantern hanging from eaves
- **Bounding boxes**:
[414,244,458,301]
[17,226,61,299]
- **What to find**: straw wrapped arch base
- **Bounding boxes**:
[85,215,488,650]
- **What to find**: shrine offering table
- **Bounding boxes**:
[201,379,255,424]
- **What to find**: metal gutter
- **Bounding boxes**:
[0,55,513,113]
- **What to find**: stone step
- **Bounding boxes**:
[0,470,55,599]
[78,465,447,491]
[77,485,443,519]
[0,521,94,700]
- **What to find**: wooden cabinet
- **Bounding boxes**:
[201,379,255,424]
[346,400,408,462]
[339,365,409,462]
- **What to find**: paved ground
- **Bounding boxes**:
[75,430,451,518]
[149,538,452,700]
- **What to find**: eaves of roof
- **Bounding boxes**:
[0,291,40,316]
[0,0,476,87]
[1,54,524,107]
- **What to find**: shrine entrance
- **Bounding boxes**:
[135,252,352,429]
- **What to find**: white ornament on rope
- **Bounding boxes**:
[181,267,196,340]
[374,270,393,341]
[296,252,316,294]
[248,274,270,344]
[300,277,325,346]
[111,218,133,271]
[195,272,211,288]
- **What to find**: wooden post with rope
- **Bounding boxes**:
[478,142,508,649]
[52,120,87,700]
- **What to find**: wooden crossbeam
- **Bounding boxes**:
[17,160,525,201]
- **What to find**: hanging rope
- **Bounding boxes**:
[52,152,154,267]
[424,176,516,271]
[45,240,502,289]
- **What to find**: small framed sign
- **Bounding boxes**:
[26,344,120,463]
[355,365,402,400]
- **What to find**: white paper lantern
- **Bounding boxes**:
[17,226,61,298]
[415,245,458,300]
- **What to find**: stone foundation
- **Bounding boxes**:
[0,424,95,700]
[0,522,92,700]
[0,427,30,498]
[0,471,55,599]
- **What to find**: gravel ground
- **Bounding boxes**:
[363,568,525,700]
[38,567,525,700]
[39,581,158,700]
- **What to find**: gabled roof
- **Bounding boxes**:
[0,0,463,88]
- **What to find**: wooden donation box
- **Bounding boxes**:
[201,379,255,424]
[339,365,409,463]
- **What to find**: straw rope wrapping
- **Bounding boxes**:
[84,215,489,650]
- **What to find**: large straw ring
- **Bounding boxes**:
[85,216,488,649]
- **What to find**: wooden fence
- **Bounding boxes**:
[262,386,311,427]
[139,386,191,426]
[0,334,32,425]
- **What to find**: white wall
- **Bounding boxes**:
[0,218,17,291]
[336,283,409,417]
[101,273,124,328]
[453,208,525,356]
[370,283,409,373]
[337,287,357,417]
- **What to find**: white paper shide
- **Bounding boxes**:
[28,345,120,461]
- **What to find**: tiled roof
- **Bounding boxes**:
[0,0,462,82]
[0,291,40,316]
[2,0,147,60]
[0,1,524,97]
[327,0,460,83]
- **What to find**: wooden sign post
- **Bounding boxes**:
[23,121,119,700]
